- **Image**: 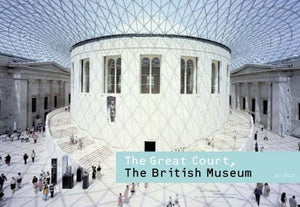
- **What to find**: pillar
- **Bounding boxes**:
[254,82,261,124]
[267,82,272,130]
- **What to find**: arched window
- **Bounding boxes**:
[180,57,196,94]
[105,56,121,93]
[141,56,160,94]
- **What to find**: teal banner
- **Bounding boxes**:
[116,152,300,183]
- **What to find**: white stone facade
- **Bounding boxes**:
[70,35,231,151]
[0,53,70,132]
[231,63,300,138]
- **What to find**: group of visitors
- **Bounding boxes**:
[254,183,270,206]
[32,171,54,201]
[167,194,180,207]
[22,150,36,165]
[8,172,23,194]
[118,183,150,206]
[69,135,83,150]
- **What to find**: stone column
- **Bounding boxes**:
[245,82,250,112]
[236,83,241,110]
[27,80,33,128]
[254,82,261,124]
[267,82,272,130]
[49,80,54,111]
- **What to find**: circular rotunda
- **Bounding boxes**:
[70,34,231,151]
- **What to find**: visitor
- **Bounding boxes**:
[118,193,123,207]
[97,164,101,178]
[255,142,259,152]
[46,171,50,184]
[123,185,129,203]
[281,192,287,207]
[174,194,180,206]
[31,150,36,163]
[263,136,268,141]
[70,135,74,144]
[10,177,16,193]
[23,153,28,165]
[167,196,174,207]
[254,131,258,140]
[289,196,297,207]
[42,184,49,201]
[5,154,11,165]
[34,136,37,144]
[78,139,83,150]
[261,125,264,132]
[0,174,7,190]
[130,183,135,195]
[92,166,96,179]
[263,183,270,197]
[49,183,55,198]
[254,186,262,206]
[0,188,4,201]
[32,176,38,193]
[38,178,43,192]
[16,172,22,188]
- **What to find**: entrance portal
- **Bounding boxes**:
[144,141,156,152]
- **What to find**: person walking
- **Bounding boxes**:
[255,142,259,152]
[97,164,101,178]
[0,174,7,190]
[254,186,262,206]
[46,171,50,184]
[38,178,43,192]
[10,177,16,194]
[92,166,96,179]
[16,172,22,188]
[254,131,258,141]
[263,183,270,197]
[174,194,180,206]
[49,184,54,198]
[31,150,36,163]
[130,183,135,196]
[281,192,287,207]
[5,154,11,165]
[289,196,297,207]
[32,176,38,193]
[42,184,49,201]
[118,193,123,207]
[23,153,28,165]
[78,139,83,150]
[167,196,174,207]
[123,185,129,204]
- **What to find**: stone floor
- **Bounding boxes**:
[0,110,299,207]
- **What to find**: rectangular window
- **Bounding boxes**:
[242,97,246,110]
[298,103,300,120]
[105,56,121,93]
[54,96,57,108]
[263,100,268,115]
[81,59,90,93]
[252,98,256,112]
[180,57,196,94]
[68,94,71,104]
[32,97,37,113]
[141,55,161,94]
[80,60,84,93]
[71,62,74,93]
[211,60,220,94]
[44,97,48,110]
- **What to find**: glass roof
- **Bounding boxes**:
[0,0,299,69]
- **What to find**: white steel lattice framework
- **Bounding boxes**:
[0,0,299,69]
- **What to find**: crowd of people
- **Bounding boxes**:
[32,170,55,201]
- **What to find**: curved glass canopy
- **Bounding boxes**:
[0,0,299,69]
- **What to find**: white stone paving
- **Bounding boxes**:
[0,111,300,207]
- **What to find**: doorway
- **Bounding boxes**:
[144,141,156,152]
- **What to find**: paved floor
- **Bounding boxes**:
[0,113,299,207]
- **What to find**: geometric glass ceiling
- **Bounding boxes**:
[0,0,299,69]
